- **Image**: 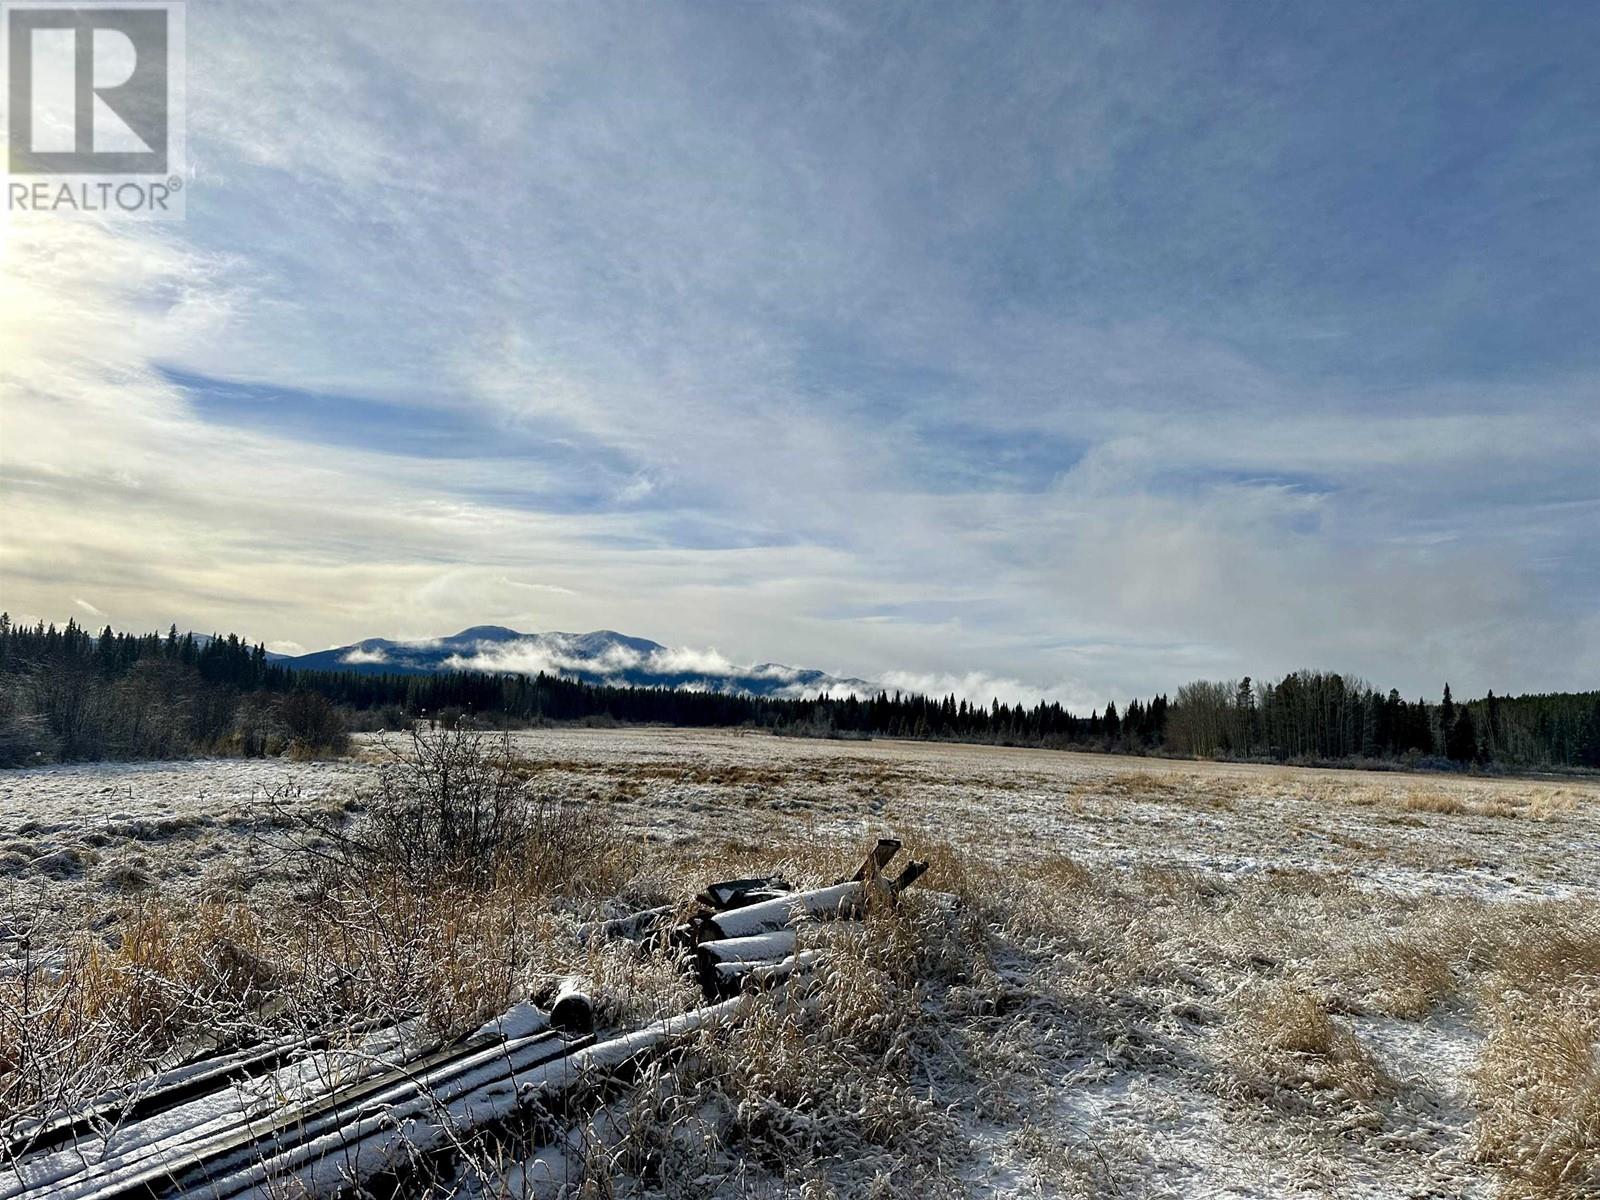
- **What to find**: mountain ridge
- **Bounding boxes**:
[278,626,873,699]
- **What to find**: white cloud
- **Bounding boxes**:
[439,636,855,697]
[877,670,1098,712]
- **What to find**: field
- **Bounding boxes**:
[3,729,1599,1198]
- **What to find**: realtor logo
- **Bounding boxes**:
[3,0,185,216]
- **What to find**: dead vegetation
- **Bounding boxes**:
[1469,908,1600,1198]
[1222,983,1396,1113]
[2,730,1598,1196]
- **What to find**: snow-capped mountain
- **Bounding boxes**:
[278,626,873,699]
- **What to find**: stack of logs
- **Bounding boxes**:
[1,839,929,1200]
[684,837,928,997]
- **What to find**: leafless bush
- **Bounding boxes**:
[344,703,411,734]
[225,691,283,757]
[247,727,638,1036]
[276,689,350,758]
[0,902,274,1122]
[314,726,607,892]
[0,688,55,767]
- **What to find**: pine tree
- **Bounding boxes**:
[1483,690,1501,762]
[1446,706,1478,764]
[1234,677,1256,755]
[1578,699,1600,769]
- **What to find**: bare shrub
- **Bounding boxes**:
[226,691,283,757]
[0,902,274,1120]
[0,683,56,767]
[306,727,610,893]
[107,660,196,760]
[276,689,350,758]
[257,727,636,1037]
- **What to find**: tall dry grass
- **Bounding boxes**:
[1469,908,1600,1198]
[1221,983,1395,1113]
[5,734,1600,1196]
[0,901,274,1120]
[0,729,644,1126]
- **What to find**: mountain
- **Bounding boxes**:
[277,626,874,699]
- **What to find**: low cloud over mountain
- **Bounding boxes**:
[279,626,873,699]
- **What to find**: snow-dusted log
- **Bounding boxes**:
[705,884,861,940]
[550,982,596,1035]
[711,949,824,989]
[0,1017,403,1165]
[576,904,676,945]
[702,881,874,940]
[697,929,798,965]
[469,1000,550,1043]
[2,1017,499,1200]
[696,875,792,910]
[227,997,744,1200]
[5,841,931,1200]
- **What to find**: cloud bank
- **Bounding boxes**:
[441,636,853,700]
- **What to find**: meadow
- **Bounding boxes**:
[2,729,1597,1198]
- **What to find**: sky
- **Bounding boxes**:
[2,0,1598,709]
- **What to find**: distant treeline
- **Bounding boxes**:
[1163,673,1600,769]
[1,615,1596,771]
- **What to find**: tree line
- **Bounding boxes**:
[1164,671,1600,768]
[1,615,1596,770]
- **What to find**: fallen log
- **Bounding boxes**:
[226,998,744,1200]
[575,904,676,945]
[6,839,930,1200]
[0,1017,402,1165]
[696,875,793,910]
[697,929,798,965]
[549,982,595,1036]
[5,1021,573,1200]
[702,880,876,941]
[710,948,825,991]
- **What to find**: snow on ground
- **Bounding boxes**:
[502,728,1600,901]
[0,756,372,942]
[4,729,1598,1197]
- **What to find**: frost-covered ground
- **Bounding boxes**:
[3,729,1598,1198]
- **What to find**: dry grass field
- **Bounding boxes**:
[3,728,1599,1198]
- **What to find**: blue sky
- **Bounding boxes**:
[3,0,1598,705]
